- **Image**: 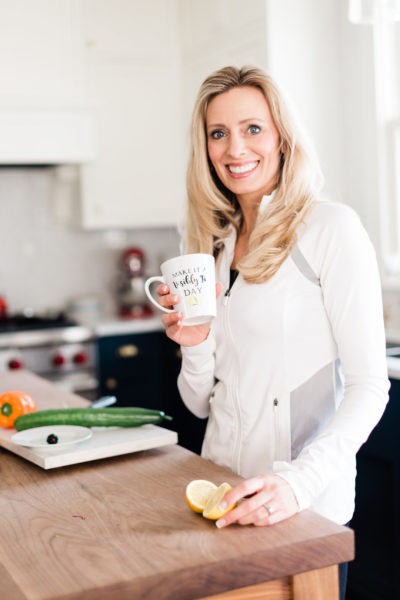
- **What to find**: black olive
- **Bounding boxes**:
[46,433,58,445]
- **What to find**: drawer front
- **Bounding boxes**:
[98,332,162,378]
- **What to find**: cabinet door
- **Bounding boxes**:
[0,0,84,106]
[347,379,400,600]
[98,332,162,409]
[79,0,185,228]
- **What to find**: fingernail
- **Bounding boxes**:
[177,320,182,328]
[219,501,227,510]
[162,285,168,292]
[172,295,179,303]
[216,519,225,528]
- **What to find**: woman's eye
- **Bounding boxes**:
[210,130,225,140]
[248,125,261,134]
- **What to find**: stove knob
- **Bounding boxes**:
[73,351,88,365]
[53,353,66,367]
[8,358,23,370]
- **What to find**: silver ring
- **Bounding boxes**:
[262,503,273,516]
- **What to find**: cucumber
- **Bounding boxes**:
[14,407,172,431]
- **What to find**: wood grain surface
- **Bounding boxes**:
[199,577,291,599]
[292,566,339,600]
[0,372,354,600]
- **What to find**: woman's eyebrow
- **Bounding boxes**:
[207,117,267,130]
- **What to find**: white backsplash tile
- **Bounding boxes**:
[0,167,180,315]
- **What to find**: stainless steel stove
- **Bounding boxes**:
[0,314,99,400]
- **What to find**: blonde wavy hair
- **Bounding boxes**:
[185,65,324,283]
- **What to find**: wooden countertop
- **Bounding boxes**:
[0,372,354,600]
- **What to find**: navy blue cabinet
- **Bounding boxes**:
[98,332,163,409]
[347,378,400,600]
[97,330,207,454]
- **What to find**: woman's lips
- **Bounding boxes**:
[226,161,259,178]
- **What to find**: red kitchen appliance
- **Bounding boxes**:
[116,246,154,319]
[0,296,7,319]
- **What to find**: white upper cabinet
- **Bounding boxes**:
[78,0,185,228]
[0,0,85,107]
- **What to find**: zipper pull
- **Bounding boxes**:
[223,290,230,306]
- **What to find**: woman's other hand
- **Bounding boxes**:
[157,282,222,347]
[215,474,299,528]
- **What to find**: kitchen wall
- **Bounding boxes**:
[0,167,179,315]
[264,0,381,254]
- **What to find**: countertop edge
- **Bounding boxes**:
[53,521,354,600]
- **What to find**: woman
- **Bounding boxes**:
[157,65,389,595]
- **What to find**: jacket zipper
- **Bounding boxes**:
[223,269,238,306]
[222,275,242,473]
[273,397,280,460]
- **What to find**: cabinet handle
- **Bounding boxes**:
[105,377,118,389]
[117,344,139,358]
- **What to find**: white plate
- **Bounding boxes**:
[11,426,92,450]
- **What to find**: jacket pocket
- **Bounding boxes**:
[272,394,291,463]
[202,380,234,466]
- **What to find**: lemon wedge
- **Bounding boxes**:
[185,479,218,513]
[202,482,236,520]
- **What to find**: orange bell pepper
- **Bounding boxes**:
[0,390,37,428]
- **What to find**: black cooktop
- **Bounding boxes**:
[0,314,77,333]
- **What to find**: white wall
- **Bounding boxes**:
[265,0,380,251]
[265,0,343,200]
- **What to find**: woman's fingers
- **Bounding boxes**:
[217,493,270,528]
[155,283,181,310]
[156,284,169,296]
[158,293,180,309]
[158,281,222,309]
[162,312,182,329]
[215,475,299,529]
[220,477,265,509]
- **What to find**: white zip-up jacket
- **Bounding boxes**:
[177,199,390,525]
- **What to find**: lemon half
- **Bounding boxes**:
[202,482,236,520]
[185,479,218,513]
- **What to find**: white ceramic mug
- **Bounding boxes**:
[144,253,216,326]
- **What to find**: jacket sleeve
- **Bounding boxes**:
[274,203,390,510]
[177,327,216,419]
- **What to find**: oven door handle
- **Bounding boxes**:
[91,395,117,408]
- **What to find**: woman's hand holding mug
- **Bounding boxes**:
[156,282,222,346]
[144,253,221,347]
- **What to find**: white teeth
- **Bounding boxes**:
[228,161,258,174]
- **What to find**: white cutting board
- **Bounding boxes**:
[0,425,178,469]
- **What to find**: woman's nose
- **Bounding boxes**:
[227,132,246,157]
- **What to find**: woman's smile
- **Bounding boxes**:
[226,160,260,177]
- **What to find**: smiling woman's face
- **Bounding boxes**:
[206,85,281,204]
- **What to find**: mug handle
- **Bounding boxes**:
[144,276,175,313]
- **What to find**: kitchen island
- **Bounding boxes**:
[0,372,353,600]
